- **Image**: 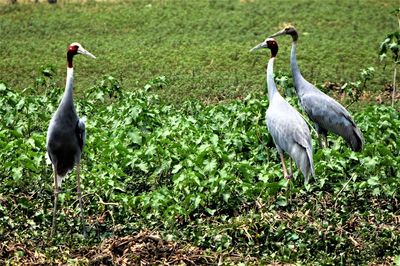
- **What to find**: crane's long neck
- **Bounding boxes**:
[267,57,278,100]
[59,67,74,108]
[290,41,306,94]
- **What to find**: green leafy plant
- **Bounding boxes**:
[144,75,168,92]
[86,75,123,102]
[379,8,400,106]
[341,67,375,107]
[1,71,400,264]
[395,255,400,266]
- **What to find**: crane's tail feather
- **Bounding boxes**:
[56,175,65,188]
[303,146,314,184]
[52,165,66,188]
[291,144,314,184]
[349,126,364,152]
[307,147,315,173]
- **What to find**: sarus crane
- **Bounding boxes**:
[46,42,96,237]
[269,26,364,151]
[251,38,314,183]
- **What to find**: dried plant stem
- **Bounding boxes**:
[392,65,397,107]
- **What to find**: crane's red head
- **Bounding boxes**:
[67,42,96,68]
[249,38,279,58]
[269,26,298,42]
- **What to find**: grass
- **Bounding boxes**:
[0,0,398,104]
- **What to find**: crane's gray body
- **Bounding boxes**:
[48,43,93,237]
[290,43,364,151]
[266,58,314,181]
[46,68,85,183]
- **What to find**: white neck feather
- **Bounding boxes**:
[267,57,278,100]
[60,67,74,106]
[66,67,74,92]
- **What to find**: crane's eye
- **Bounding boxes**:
[266,40,276,46]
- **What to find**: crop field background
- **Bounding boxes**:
[0,0,399,265]
[1,0,399,104]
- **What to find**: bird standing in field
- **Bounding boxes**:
[46,42,96,237]
[269,26,364,151]
[251,38,314,183]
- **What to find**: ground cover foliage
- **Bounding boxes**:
[0,73,399,264]
[0,0,399,104]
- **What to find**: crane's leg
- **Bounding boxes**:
[317,134,324,149]
[316,125,328,149]
[76,163,86,237]
[279,153,291,179]
[323,135,329,148]
[281,156,293,204]
[51,164,59,238]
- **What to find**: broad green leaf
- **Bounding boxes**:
[367,176,380,186]
[172,164,183,174]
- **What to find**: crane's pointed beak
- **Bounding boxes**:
[268,29,286,38]
[78,47,96,59]
[250,42,268,52]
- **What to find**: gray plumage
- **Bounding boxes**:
[270,26,364,151]
[46,42,95,237]
[46,69,85,185]
[251,38,314,183]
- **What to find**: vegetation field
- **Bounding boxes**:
[0,0,399,265]
[0,0,399,104]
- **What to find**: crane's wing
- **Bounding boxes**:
[76,118,86,151]
[266,100,314,180]
[266,99,312,152]
[300,91,364,150]
[301,92,357,127]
